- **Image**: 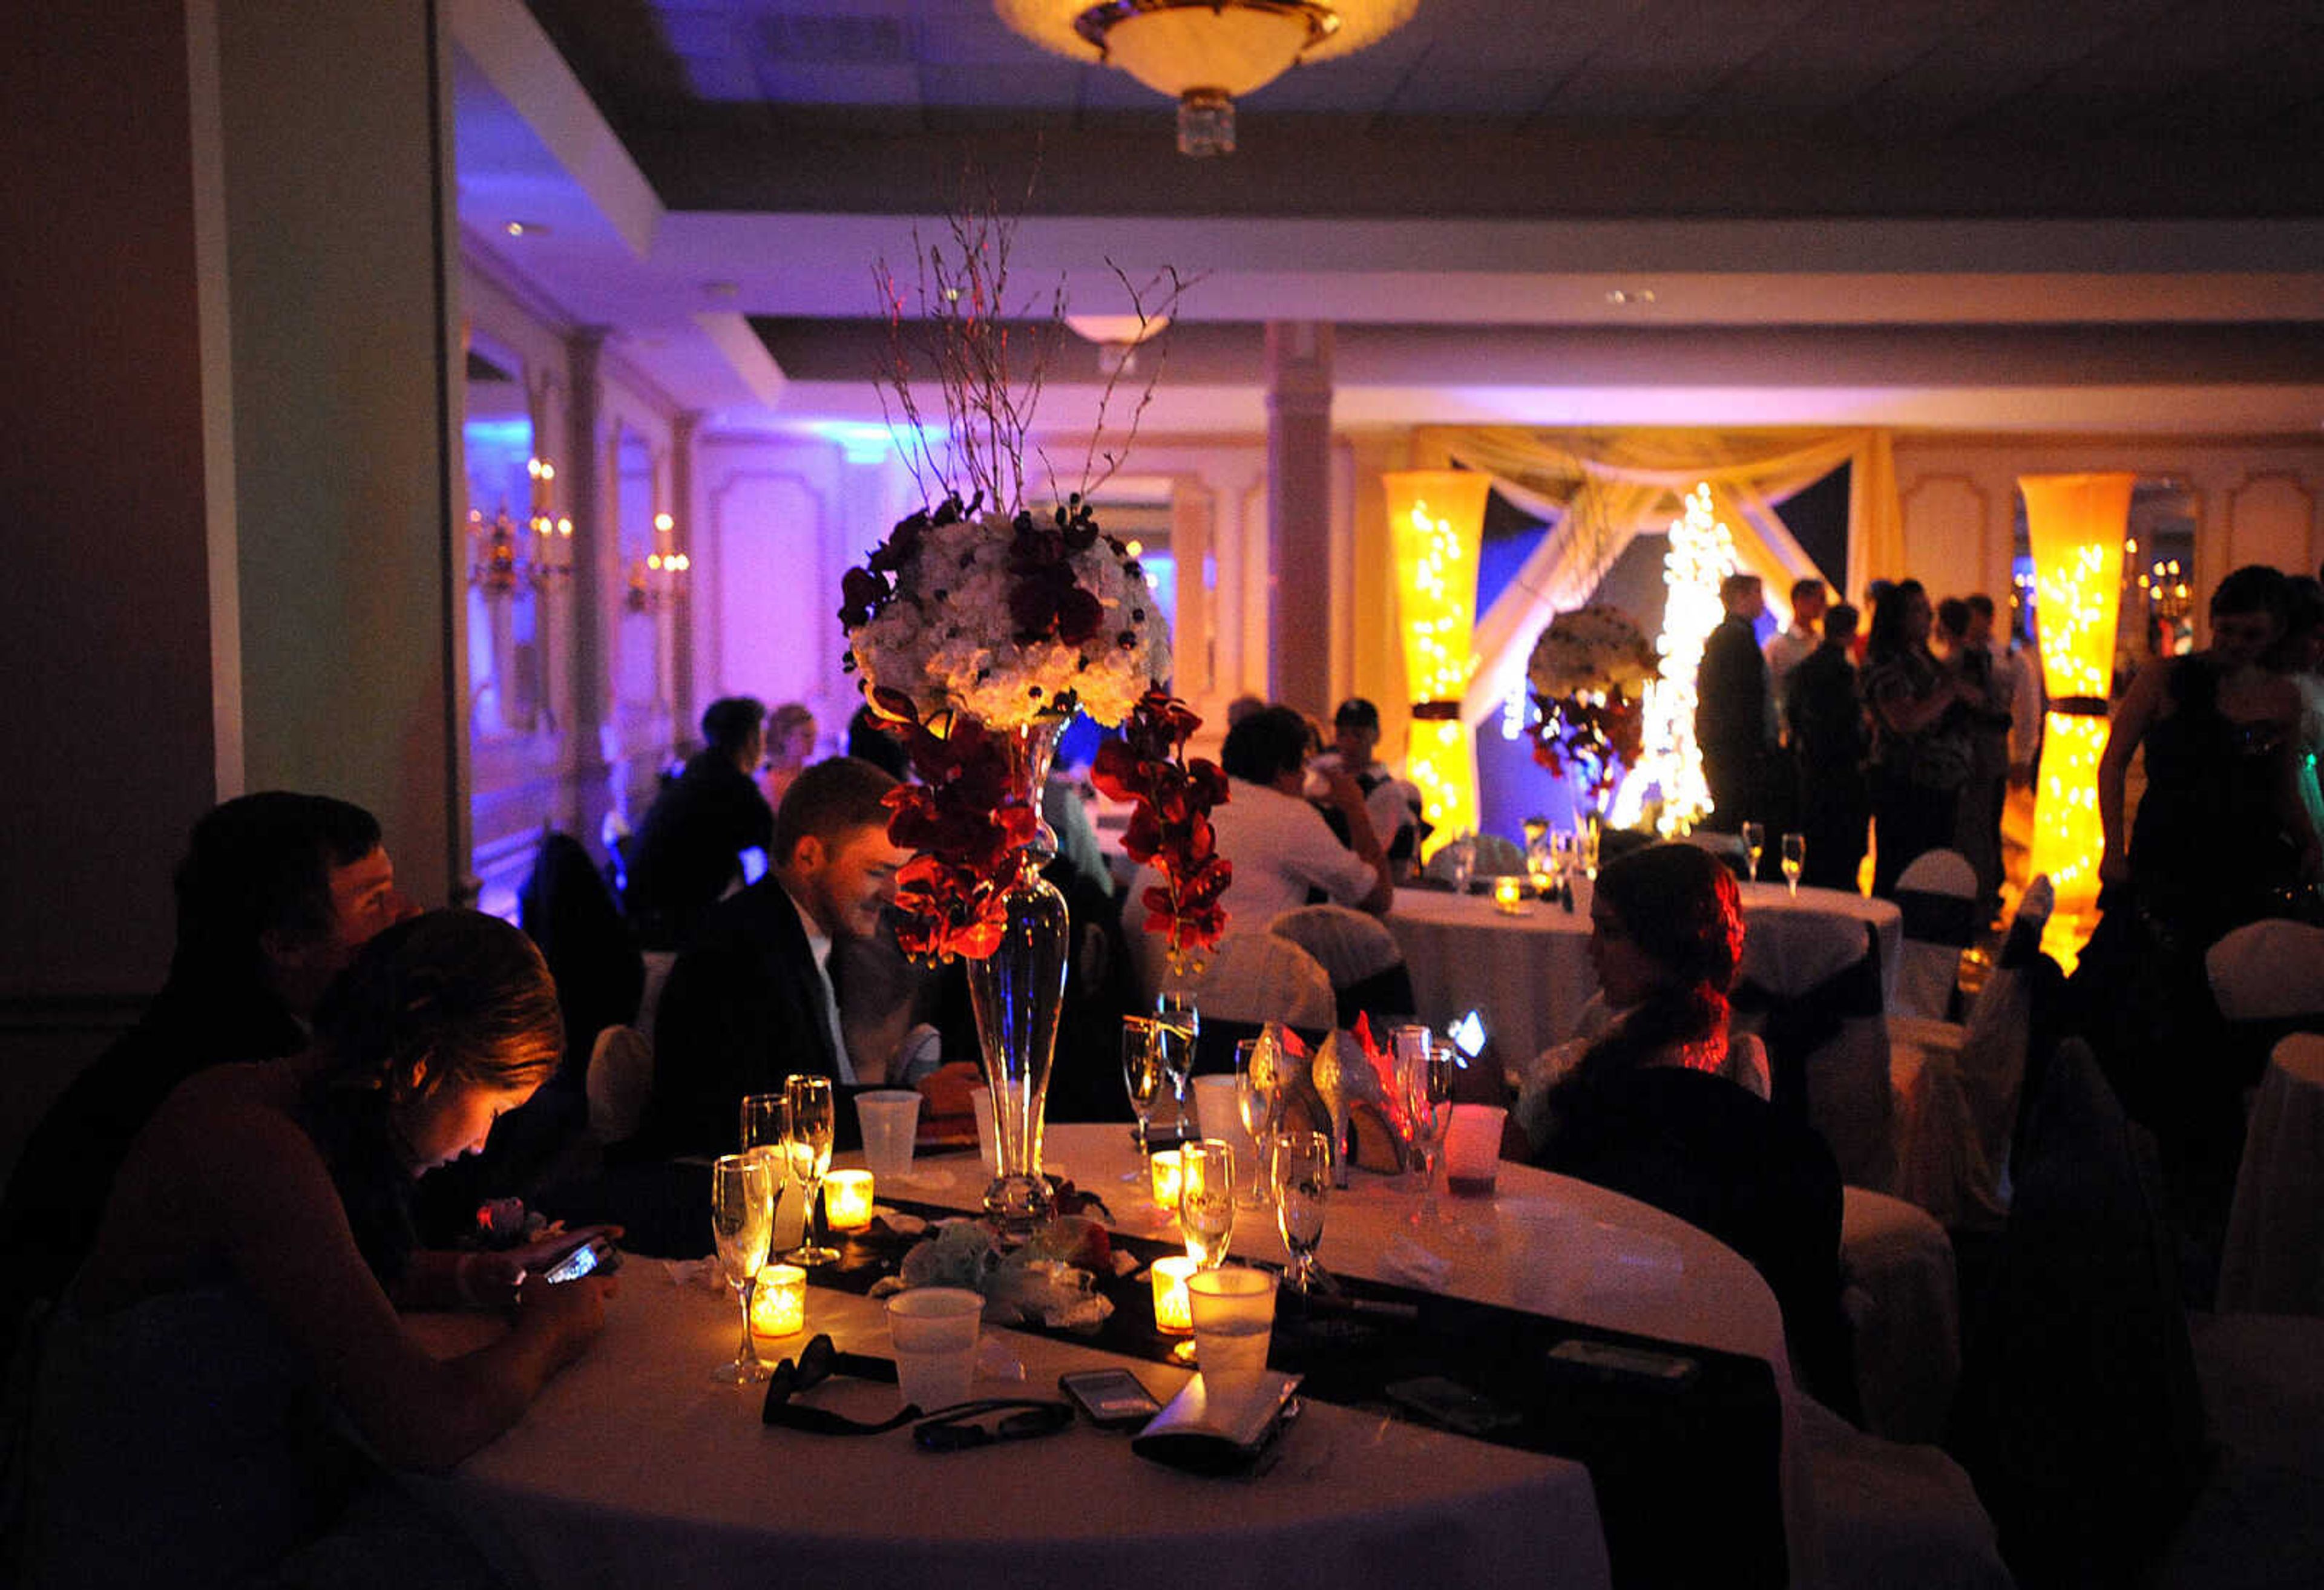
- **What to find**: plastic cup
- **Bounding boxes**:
[969,1085,999,1175]
[856,1089,921,1182]
[886,1287,982,1410]
[1443,1104,1507,1198]
[1186,1267,1278,1385]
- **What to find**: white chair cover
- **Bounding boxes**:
[2217,1033,2324,1315]
[1736,914,1896,1192]
[1892,848,1978,1021]
[586,1024,654,1146]
[2207,918,2324,1022]
[1268,904,1406,989]
[1183,931,1337,1030]
[1839,1187,1962,1445]
[1802,1397,2012,1590]
[1886,874,2053,1231]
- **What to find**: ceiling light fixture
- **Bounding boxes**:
[996,0,1417,157]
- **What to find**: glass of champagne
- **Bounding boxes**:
[1578,815,1602,881]
[738,1090,792,1249]
[781,1074,839,1266]
[1403,1041,1456,1228]
[1233,1035,1280,1211]
[1739,821,1765,884]
[1782,832,1807,898]
[1154,992,1200,1136]
[1271,1129,1333,1294]
[1178,1137,1236,1269]
[1120,1015,1167,1185]
[709,1153,774,1382]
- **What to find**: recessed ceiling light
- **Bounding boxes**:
[1605,288,1656,306]
[504,221,550,238]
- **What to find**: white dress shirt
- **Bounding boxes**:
[1194,777,1383,926]
[786,886,856,1085]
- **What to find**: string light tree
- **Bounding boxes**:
[1617,482,1738,836]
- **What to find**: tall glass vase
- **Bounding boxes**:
[965,716,1071,1240]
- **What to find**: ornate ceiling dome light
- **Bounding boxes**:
[996,1,1417,157]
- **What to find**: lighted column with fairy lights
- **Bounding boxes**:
[2020,472,2135,972]
[1383,470,1491,859]
[1619,482,1736,835]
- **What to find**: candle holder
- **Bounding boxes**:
[749,1263,807,1349]
[1149,1255,1196,1333]
[1492,875,1527,915]
[824,1170,875,1232]
[1149,1148,1184,1209]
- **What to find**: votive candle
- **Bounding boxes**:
[1492,875,1525,914]
[824,1169,875,1232]
[1150,1255,1197,1333]
[750,1263,807,1343]
[1149,1148,1183,1208]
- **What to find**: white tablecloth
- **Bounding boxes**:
[432,1124,1807,1590]
[1387,882,1903,1068]
[2218,1034,2324,1315]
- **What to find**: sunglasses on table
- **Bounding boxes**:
[760,1332,1072,1450]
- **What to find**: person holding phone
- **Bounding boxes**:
[11,911,617,1589]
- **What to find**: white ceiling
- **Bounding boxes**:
[450,0,2324,436]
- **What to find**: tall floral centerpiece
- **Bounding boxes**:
[839,197,1226,1238]
[1526,605,1661,825]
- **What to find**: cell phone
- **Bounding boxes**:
[539,1235,620,1284]
[1448,1010,1488,1061]
[1384,1375,1521,1438]
[1546,1336,1700,1388]
[1059,1368,1163,1430]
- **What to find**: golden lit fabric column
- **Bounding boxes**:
[2020,473,2135,972]
[1384,471,1491,860]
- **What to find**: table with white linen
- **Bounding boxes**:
[2218,1033,2324,1315]
[432,1123,1807,1590]
[1387,882,1903,1068]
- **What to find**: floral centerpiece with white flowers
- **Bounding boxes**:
[836,192,1227,969]
[1526,604,1661,811]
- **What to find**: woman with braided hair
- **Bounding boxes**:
[1514,842,1853,1413]
[1515,842,1767,1153]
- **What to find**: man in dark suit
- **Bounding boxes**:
[631,756,909,1161]
[1696,572,1776,839]
[1784,603,1873,891]
[620,696,776,950]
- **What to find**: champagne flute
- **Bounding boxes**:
[1120,1015,1166,1185]
[738,1090,793,1251]
[1271,1129,1333,1293]
[1154,992,1200,1136]
[1403,1041,1456,1228]
[709,1153,774,1383]
[1578,816,1602,881]
[1781,832,1807,898]
[781,1075,839,1266]
[1233,1035,1279,1211]
[1178,1137,1236,1269]
[1740,821,1765,884]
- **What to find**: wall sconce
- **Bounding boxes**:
[468,505,524,599]
[625,510,689,613]
[525,456,573,587]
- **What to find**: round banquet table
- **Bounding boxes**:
[1387,880,1903,1070]
[424,1124,1811,1590]
[2217,1033,2324,1315]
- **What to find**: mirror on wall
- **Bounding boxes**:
[461,343,548,738]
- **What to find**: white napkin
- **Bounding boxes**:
[1377,1235,1452,1291]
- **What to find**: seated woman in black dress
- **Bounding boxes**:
[1517,842,1853,1413]
[14,910,618,1589]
